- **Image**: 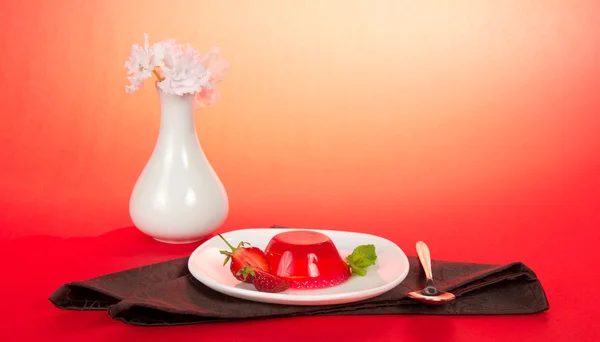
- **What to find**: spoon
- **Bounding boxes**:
[408,241,456,304]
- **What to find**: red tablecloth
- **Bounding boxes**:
[1,222,597,342]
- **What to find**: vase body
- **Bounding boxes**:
[129,87,228,243]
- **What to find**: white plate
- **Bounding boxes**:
[187,228,410,306]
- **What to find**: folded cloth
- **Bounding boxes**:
[49,236,549,326]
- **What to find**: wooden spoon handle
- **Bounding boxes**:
[416,241,433,280]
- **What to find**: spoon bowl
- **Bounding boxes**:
[408,241,456,305]
[408,289,456,305]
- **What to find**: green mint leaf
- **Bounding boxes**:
[348,244,377,267]
[349,264,367,276]
[346,244,377,276]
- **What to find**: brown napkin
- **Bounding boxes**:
[49,251,549,325]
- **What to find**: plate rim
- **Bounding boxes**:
[187,228,410,305]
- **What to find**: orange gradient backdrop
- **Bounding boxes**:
[0,0,599,246]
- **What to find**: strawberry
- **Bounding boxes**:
[238,266,291,293]
[217,234,271,283]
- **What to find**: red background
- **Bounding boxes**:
[1,0,599,341]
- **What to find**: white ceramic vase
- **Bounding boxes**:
[129,86,229,244]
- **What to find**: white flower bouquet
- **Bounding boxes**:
[124,33,229,108]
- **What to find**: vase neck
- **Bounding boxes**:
[157,90,197,138]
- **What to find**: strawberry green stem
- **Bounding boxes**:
[217,234,237,252]
[237,266,256,281]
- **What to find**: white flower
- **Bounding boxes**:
[124,34,228,103]
[149,38,174,69]
[124,33,162,93]
[157,41,213,96]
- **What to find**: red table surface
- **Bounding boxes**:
[1,207,599,342]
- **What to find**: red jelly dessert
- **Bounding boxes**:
[264,230,351,289]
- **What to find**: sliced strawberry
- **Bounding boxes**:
[218,234,271,283]
[238,266,291,293]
